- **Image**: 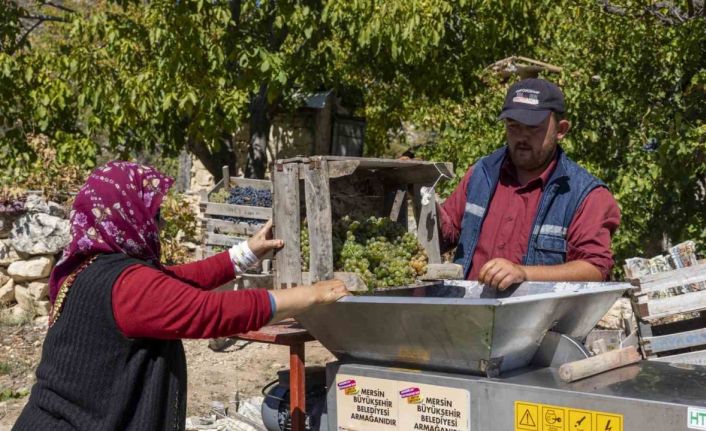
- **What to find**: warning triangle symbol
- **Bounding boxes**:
[520,409,536,426]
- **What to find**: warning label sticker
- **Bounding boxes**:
[516,402,539,430]
[514,401,623,431]
[568,409,593,431]
[596,413,622,431]
[541,406,565,431]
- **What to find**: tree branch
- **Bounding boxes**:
[229,0,241,26]
[598,0,702,25]
[11,19,43,55]
[20,13,70,23]
[600,0,627,15]
[40,1,76,14]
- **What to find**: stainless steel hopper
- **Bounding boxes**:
[296,281,628,376]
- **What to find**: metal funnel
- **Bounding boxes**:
[296,281,628,376]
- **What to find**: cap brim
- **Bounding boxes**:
[498,109,551,126]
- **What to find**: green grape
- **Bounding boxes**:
[210,189,229,204]
[300,216,427,290]
[300,222,310,271]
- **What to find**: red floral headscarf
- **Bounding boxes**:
[48,161,174,303]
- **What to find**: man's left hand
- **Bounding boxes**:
[478,258,527,291]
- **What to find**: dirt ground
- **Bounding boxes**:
[0,321,335,430]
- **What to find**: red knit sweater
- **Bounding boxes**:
[111,252,272,339]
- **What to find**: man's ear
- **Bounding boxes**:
[556,119,571,140]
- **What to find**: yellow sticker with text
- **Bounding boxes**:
[515,401,623,431]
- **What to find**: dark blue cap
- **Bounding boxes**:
[498,78,565,126]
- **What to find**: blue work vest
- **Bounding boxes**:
[453,146,606,278]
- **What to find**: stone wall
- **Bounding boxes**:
[0,194,71,325]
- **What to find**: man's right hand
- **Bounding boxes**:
[478,258,528,291]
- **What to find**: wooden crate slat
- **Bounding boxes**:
[240,274,274,289]
[649,349,706,365]
[412,184,442,264]
[229,177,272,191]
[203,203,272,220]
[222,166,231,192]
[272,156,453,289]
[205,232,246,247]
[632,263,706,294]
[327,160,360,179]
[302,271,367,292]
[636,289,706,321]
[643,326,706,355]
[304,160,334,283]
[204,219,260,236]
[278,157,454,181]
[388,188,407,222]
[205,178,226,197]
[273,163,302,288]
[287,160,360,180]
[202,174,271,204]
[204,245,227,258]
[380,163,454,185]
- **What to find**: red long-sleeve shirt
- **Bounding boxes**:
[439,156,621,280]
[111,251,272,339]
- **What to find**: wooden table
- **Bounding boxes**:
[234,320,315,431]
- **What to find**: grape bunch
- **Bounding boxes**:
[301,216,427,289]
[211,186,272,226]
[0,199,26,216]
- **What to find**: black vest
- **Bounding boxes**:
[13,254,187,431]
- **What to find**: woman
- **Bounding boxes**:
[13,161,348,431]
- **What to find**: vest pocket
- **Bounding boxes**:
[534,234,567,265]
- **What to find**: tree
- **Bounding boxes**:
[1,0,335,180]
[1,0,704,272]
[1,0,544,177]
[0,0,95,187]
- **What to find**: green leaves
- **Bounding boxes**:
[1,0,704,277]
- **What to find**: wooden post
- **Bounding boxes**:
[289,343,306,431]
[384,186,407,224]
[222,165,230,192]
[412,184,442,264]
[305,159,334,283]
[273,163,302,288]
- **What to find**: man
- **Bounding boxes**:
[439,78,620,290]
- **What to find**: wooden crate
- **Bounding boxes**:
[272,156,454,289]
[199,166,272,258]
[629,262,706,363]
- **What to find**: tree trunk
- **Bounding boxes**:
[187,136,236,183]
[245,84,270,179]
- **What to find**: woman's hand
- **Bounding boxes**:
[312,279,350,304]
[268,279,350,322]
[247,220,284,259]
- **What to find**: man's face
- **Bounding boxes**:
[505,114,564,173]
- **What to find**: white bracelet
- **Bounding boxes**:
[229,241,259,274]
